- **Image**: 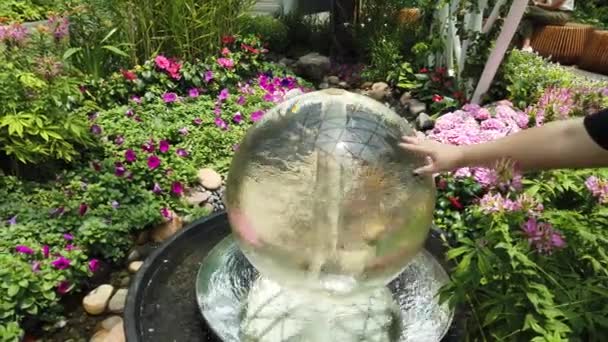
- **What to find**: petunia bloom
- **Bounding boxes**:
[63,233,73,241]
[214,117,227,130]
[188,88,200,98]
[51,256,71,270]
[233,112,243,124]
[163,92,178,103]
[159,140,170,153]
[251,110,264,122]
[125,108,134,117]
[7,215,17,225]
[178,127,189,136]
[15,245,34,255]
[57,281,71,295]
[218,88,229,102]
[152,182,162,194]
[204,70,214,83]
[32,261,41,273]
[90,124,102,135]
[142,140,155,153]
[221,47,231,56]
[42,245,50,258]
[237,96,246,105]
[171,182,184,196]
[131,96,142,104]
[88,259,100,273]
[65,244,76,251]
[176,148,189,157]
[115,162,126,177]
[115,135,125,145]
[79,203,88,216]
[193,117,203,126]
[160,207,172,219]
[432,94,444,103]
[125,149,137,163]
[147,155,161,170]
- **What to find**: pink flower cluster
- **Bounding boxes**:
[585,176,608,204]
[479,192,543,216]
[521,218,566,254]
[527,87,575,126]
[257,74,302,104]
[47,16,70,40]
[155,55,182,80]
[0,23,28,44]
[428,102,528,187]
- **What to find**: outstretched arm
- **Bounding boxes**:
[399,111,608,175]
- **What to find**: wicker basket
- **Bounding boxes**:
[531,23,594,65]
[579,30,608,75]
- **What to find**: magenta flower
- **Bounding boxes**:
[125,149,137,163]
[7,215,17,225]
[251,110,264,122]
[217,57,235,69]
[88,259,100,273]
[79,203,88,216]
[32,261,41,273]
[214,107,222,116]
[131,96,142,104]
[63,233,74,241]
[159,140,170,153]
[160,207,173,219]
[176,148,189,157]
[115,162,126,177]
[163,92,178,103]
[237,96,246,105]
[57,281,71,295]
[134,116,143,123]
[204,70,214,83]
[142,140,156,153]
[233,112,243,124]
[152,182,163,194]
[65,244,76,251]
[193,118,203,126]
[171,182,184,196]
[51,256,71,270]
[115,135,125,145]
[215,117,227,130]
[585,176,608,204]
[521,219,566,254]
[218,88,229,102]
[125,108,134,117]
[90,124,102,135]
[42,245,50,258]
[88,112,98,121]
[147,155,161,170]
[178,127,189,136]
[15,245,34,255]
[155,55,171,70]
[188,88,200,98]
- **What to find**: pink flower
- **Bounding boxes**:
[521,219,566,254]
[217,57,235,69]
[51,256,71,270]
[160,207,172,219]
[176,148,189,157]
[115,162,126,177]
[166,62,181,80]
[251,110,264,122]
[155,55,171,70]
[131,96,142,104]
[42,245,50,258]
[65,244,76,251]
[585,176,608,203]
[214,107,222,116]
[215,117,227,130]
[218,88,229,102]
[237,96,246,105]
[57,281,71,295]
[125,149,137,163]
[432,94,443,103]
[32,261,41,272]
[147,155,161,170]
[63,233,74,241]
[163,92,178,103]
[204,70,214,83]
[90,124,102,135]
[152,183,162,194]
[233,112,243,124]
[171,182,184,196]
[159,140,170,153]
[221,47,231,56]
[15,245,34,255]
[188,88,200,98]
[125,108,134,117]
[142,140,156,153]
[88,259,100,273]
[79,203,88,216]
[121,69,137,81]
[178,127,189,136]
[115,135,125,145]
[193,118,202,125]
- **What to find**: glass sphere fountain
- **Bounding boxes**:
[195,89,454,342]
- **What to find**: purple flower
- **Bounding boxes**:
[42,245,50,258]
[90,124,102,135]
[57,281,71,295]
[178,127,189,136]
[32,261,41,273]
[65,244,76,251]
[163,92,178,103]
[171,182,184,196]
[214,117,227,130]
[147,155,161,170]
[115,135,125,145]
[7,215,17,225]
[585,176,608,204]
[193,118,203,126]
[15,245,34,255]
[63,233,74,241]
[88,259,100,273]
[160,207,173,219]
[152,182,163,194]
[204,70,214,83]
[233,112,243,124]
[521,219,566,254]
[79,203,88,216]
[111,201,120,209]
[125,108,134,117]
[176,148,189,157]
[214,107,222,116]
[218,88,229,102]
[131,96,142,104]
[142,140,156,153]
[88,112,98,121]
[159,140,170,153]
[115,162,126,177]
[51,256,71,270]
[237,96,246,105]
[188,88,200,98]
[134,116,143,123]
[251,110,264,122]
[125,149,137,163]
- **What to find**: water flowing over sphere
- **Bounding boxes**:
[226,89,436,294]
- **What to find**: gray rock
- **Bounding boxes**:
[285,89,304,100]
[186,191,211,206]
[416,113,435,131]
[338,81,349,89]
[318,82,329,90]
[108,288,128,313]
[361,82,373,90]
[295,53,331,82]
[197,168,222,190]
[83,284,114,315]
[408,99,427,116]
[119,275,130,288]
[400,92,413,107]
[327,76,340,85]
[128,261,143,273]
[368,82,391,101]
[126,248,140,263]
[278,57,295,67]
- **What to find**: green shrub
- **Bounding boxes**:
[361,36,403,82]
[238,15,288,53]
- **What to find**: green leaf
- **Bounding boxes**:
[102,45,129,58]
[63,47,82,60]
[446,246,470,260]
[7,284,19,297]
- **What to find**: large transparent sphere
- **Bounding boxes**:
[226,89,436,295]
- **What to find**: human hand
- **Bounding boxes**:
[398,136,464,175]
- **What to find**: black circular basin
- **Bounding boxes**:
[124,212,464,342]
